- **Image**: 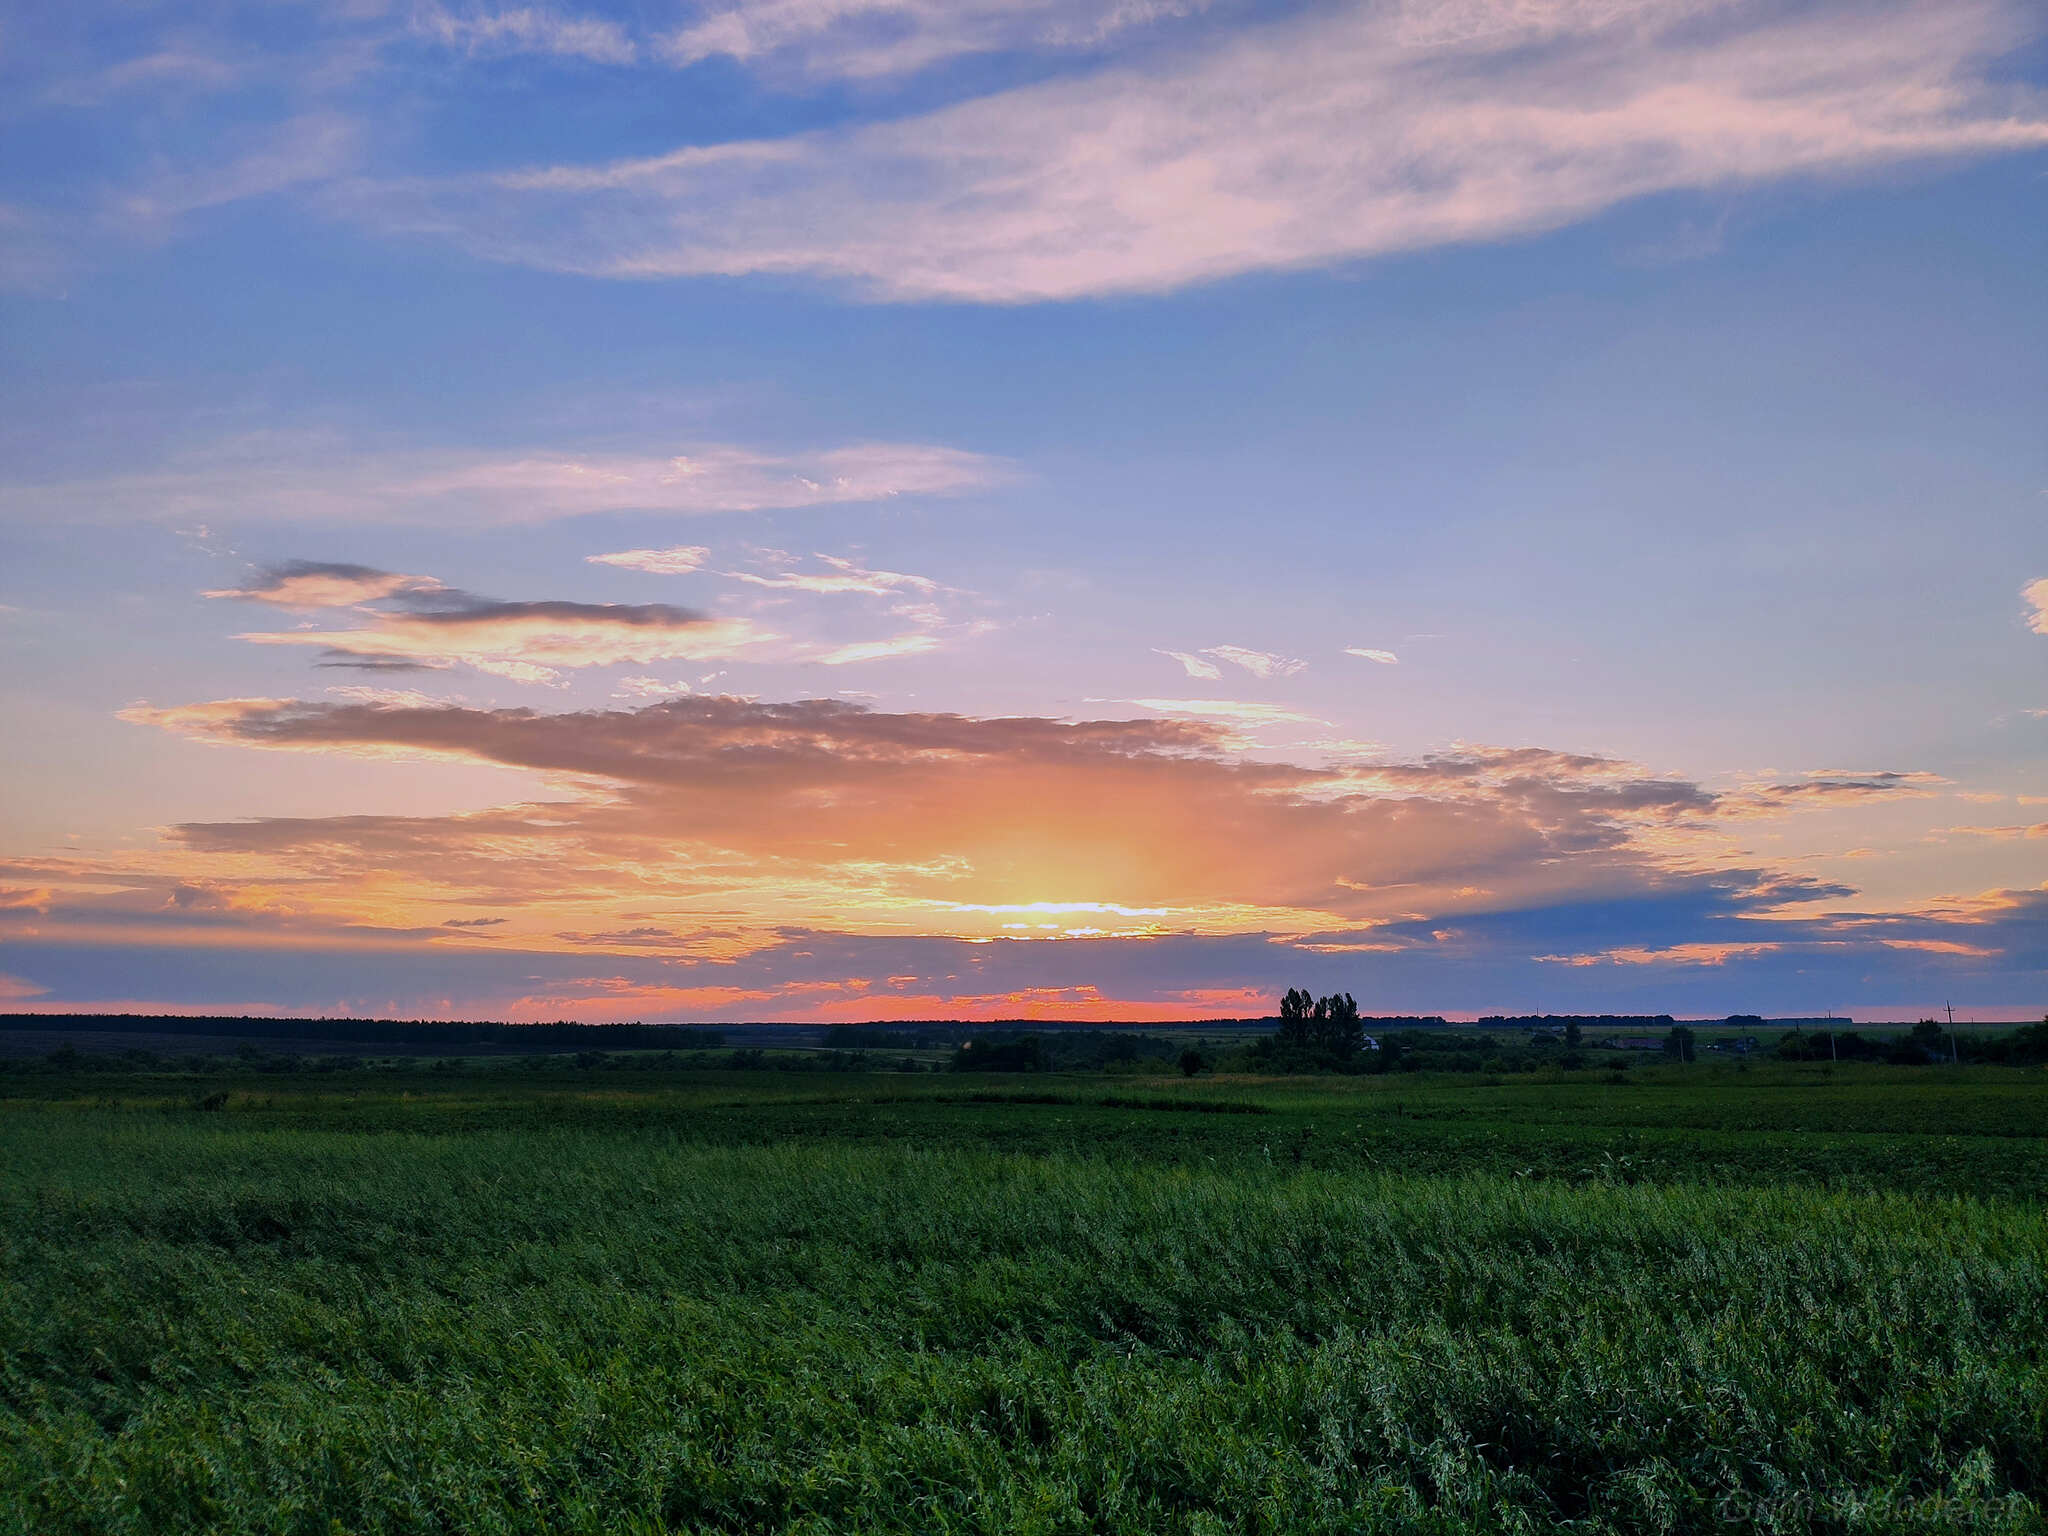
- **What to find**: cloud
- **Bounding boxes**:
[1513,884,2048,980]
[1,440,1004,527]
[2024,577,2048,636]
[658,0,1206,82]
[325,685,459,708]
[587,545,711,575]
[13,693,2045,1024]
[242,598,771,685]
[1572,941,1785,967]
[413,5,638,65]
[711,551,986,665]
[116,113,362,232]
[10,887,2044,1021]
[1155,648,1223,681]
[728,552,941,597]
[1728,770,1947,813]
[314,654,447,674]
[1345,647,1399,665]
[1939,823,2048,841]
[0,973,51,1002]
[40,48,244,108]
[117,692,1812,956]
[208,556,987,681]
[207,560,442,608]
[1201,645,1307,680]
[813,633,944,665]
[613,676,696,699]
[1118,698,1326,728]
[213,568,775,684]
[351,0,2048,301]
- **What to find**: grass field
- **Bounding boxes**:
[3,1060,2045,1532]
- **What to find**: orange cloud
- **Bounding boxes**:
[108,693,1807,959]
[1545,942,1788,968]
[1719,770,1946,816]
[2024,577,2048,636]
[1879,938,1998,958]
[207,560,441,608]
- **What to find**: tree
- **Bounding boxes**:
[951,1036,1047,1072]
[1663,1025,1696,1063]
[1564,1020,1583,1050]
[1178,1047,1206,1077]
[1278,987,1315,1048]
[1904,1019,1947,1064]
[1312,992,1364,1058]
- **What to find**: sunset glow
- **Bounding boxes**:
[2,0,2043,1022]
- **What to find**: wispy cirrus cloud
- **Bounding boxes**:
[348,0,2048,301]
[1116,698,1326,729]
[1346,647,1399,665]
[658,0,1207,81]
[586,545,711,575]
[1155,648,1223,681]
[413,5,639,65]
[39,47,245,108]
[0,439,1004,527]
[813,633,945,665]
[728,552,941,597]
[1202,645,1307,680]
[711,550,985,665]
[115,112,362,232]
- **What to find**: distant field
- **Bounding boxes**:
[3,1062,2044,1532]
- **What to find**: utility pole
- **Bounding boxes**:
[1947,1002,1960,1065]
[1827,1009,1837,1063]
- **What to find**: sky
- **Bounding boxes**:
[1,0,2044,1024]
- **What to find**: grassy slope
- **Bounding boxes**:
[2,1065,2045,1533]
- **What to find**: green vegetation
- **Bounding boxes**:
[3,1058,2045,1532]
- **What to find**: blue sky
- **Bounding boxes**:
[1,0,2044,1021]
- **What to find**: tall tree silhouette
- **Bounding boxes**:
[1275,988,1363,1058]
[1278,987,1315,1047]
[1313,992,1363,1058]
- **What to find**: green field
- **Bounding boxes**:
[3,1061,2045,1532]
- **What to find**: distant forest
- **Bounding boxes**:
[0,1015,723,1050]
[0,1010,1877,1054]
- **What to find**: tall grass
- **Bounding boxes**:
[3,1110,2044,1533]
